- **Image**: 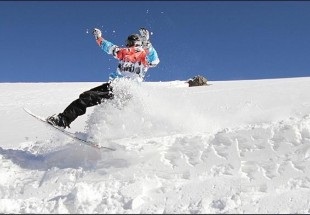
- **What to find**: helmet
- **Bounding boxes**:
[126,34,142,47]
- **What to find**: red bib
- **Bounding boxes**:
[117,47,148,66]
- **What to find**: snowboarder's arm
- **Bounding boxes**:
[147,46,160,67]
[93,28,120,59]
[139,28,160,67]
[98,39,119,57]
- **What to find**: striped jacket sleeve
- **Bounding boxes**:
[96,38,120,59]
[147,46,160,67]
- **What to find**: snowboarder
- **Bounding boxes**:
[46,27,160,129]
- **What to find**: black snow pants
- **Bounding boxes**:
[61,82,113,125]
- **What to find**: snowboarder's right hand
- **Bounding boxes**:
[92,28,102,39]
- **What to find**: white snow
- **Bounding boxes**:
[1,77,310,213]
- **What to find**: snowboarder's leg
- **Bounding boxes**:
[62,82,113,125]
[47,82,113,128]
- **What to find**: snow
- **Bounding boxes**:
[1,77,310,213]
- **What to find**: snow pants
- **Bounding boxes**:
[61,82,113,125]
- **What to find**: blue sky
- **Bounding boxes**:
[1,1,310,82]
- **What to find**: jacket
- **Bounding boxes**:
[96,37,160,81]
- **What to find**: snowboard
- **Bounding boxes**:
[23,108,116,151]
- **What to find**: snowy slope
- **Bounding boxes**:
[1,77,310,213]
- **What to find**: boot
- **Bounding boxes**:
[46,113,70,129]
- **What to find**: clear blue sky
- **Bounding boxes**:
[1,1,310,82]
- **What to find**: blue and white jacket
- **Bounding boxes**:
[96,37,160,82]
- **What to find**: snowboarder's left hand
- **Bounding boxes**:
[139,28,151,49]
[92,28,102,39]
[139,28,150,41]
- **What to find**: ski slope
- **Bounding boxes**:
[1,77,310,213]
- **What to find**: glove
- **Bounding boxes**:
[92,28,102,39]
[139,27,150,41]
[139,27,152,49]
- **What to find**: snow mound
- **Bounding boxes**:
[1,77,310,213]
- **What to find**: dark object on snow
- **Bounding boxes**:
[58,83,114,127]
[187,75,208,87]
